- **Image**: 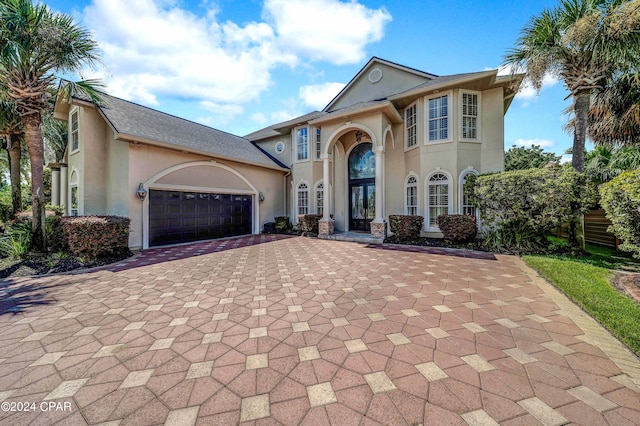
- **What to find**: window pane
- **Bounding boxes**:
[462,93,478,140]
[297,128,308,161]
[406,104,417,147]
[428,96,448,142]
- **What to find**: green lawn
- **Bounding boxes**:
[523,245,640,356]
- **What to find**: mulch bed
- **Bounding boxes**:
[0,251,132,279]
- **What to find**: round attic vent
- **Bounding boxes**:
[275,142,285,154]
[368,68,383,84]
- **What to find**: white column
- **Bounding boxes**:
[373,148,384,222]
[60,165,68,214]
[51,166,60,206]
[322,154,331,220]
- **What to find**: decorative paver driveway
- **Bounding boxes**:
[0,235,639,425]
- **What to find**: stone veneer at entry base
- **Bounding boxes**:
[318,219,334,237]
[370,221,387,239]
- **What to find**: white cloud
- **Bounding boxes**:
[560,154,572,164]
[496,65,560,106]
[263,0,392,65]
[299,82,345,110]
[250,112,268,126]
[516,73,560,102]
[81,0,391,114]
[197,101,245,126]
[512,138,556,149]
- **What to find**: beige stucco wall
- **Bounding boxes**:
[127,144,285,249]
[328,63,430,112]
[66,105,109,216]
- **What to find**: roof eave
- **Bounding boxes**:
[309,101,403,126]
[389,70,499,102]
[116,133,290,172]
[323,57,437,112]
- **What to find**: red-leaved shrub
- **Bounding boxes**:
[389,215,424,240]
[62,216,130,258]
[298,214,322,235]
[436,214,477,242]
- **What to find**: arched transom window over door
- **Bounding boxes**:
[348,142,375,232]
[427,172,450,229]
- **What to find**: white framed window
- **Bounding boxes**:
[426,171,451,229]
[70,185,79,216]
[459,169,479,218]
[315,128,322,160]
[316,182,324,216]
[70,110,79,152]
[296,127,308,161]
[405,175,418,215]
[427,93,450,142]
[461,91,480,141]
[297,182,309,215]
[405,103,417,148]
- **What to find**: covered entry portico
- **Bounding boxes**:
[316,106,400,239]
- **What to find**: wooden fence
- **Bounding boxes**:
[557,209,618,249]
[584,209,618,249]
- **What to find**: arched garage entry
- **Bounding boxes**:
[142,161,259,248]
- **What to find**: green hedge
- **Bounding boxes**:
[468,166,594,250]
[62,216,130,259]
[600,169,640,258]
[389,215,423,240]
[437,214,477,242]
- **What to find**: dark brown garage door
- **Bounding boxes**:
[149,190,252,247]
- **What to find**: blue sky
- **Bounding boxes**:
[46,0,581,158]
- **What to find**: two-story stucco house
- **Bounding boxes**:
[51,57,522,249]
[247,57,521,239]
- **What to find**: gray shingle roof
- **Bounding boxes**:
[244,111,326,141]
[97,95,286,170]
[390,70,496,98]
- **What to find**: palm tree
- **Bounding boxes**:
[0,0,102,250]
[505,0,640,172]
[588,71,640,147]
[42,113,68,164]
[0,98,23,217]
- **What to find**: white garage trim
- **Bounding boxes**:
[141,160,260,249]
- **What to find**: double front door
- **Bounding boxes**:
[349,179,375,231]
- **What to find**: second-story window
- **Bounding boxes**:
[296,127,308,161]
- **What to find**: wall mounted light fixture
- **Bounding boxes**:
[136,183,148,201]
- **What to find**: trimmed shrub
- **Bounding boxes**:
[46,215,69,252]
[389,215,424,240]
[468,166,595,250]
[437,214,477,242]
[274,216,291,233]
[600,169,640,258]
[298,214,322,235]
[62,216,130,259]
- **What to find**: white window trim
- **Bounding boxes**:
[70,107,80,154]
[404,173,419,215]
[404,102,418,151]
[315,180,324,215]
[314,128,322,161]
[294,126,310,163]
[459,90,481,143]
[425,169,453,232]
[459,168,479,214]
[296,180,310,220]
[69,169,80,216]
[425,90,453,144]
